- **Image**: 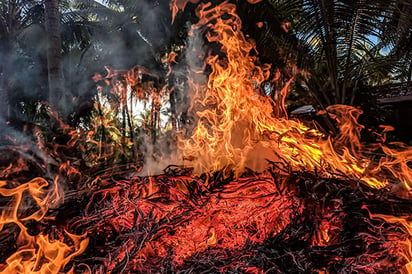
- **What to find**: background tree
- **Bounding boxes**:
[45,0,65,113]
[266,0,412,108]
[0,0,44,122]
[1,0,411,144]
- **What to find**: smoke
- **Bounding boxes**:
[140,140,183,176]
[140,19,216,174]
[83,0,172,69]
[58,1,175,118]
[2,0,210,176]
[185,26,207,77]
[1,23,49,119]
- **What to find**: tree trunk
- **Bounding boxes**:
[0,62,10,122]
[45,0,65,113]
[319,0,339,104]
[169,87,177,131]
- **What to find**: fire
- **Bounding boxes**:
[179,1,411,192]
[363,205,412,273]
[80,169,299,272]
[0,178,88,273]
[170,0,200,23]
[1,0,411,272]
[140,176,298,265]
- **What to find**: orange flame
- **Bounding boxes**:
[0,178,88,273]
[179,1,411,192]
[170,0,200,23]
[363,205,412,273]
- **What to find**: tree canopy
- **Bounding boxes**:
[0,0,410,142]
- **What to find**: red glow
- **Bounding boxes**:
[0,0,411,273]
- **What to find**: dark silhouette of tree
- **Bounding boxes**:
[266,0,412,107]
[45,0,65,113]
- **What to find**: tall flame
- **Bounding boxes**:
[180,1,411,191]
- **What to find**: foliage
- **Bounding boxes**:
[267,0,412,107]
[0,0,411,148]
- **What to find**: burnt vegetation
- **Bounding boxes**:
[0,0,412,273]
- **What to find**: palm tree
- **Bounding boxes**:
[45,0,65,113]
[382,0,412,82]
[267,0,412,107]
[0,0,37,121]
[0,0,110,125]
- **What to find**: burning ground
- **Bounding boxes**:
[1,0,412,273]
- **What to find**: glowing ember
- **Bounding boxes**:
[0,0,411,273]
[138,176,298,265]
